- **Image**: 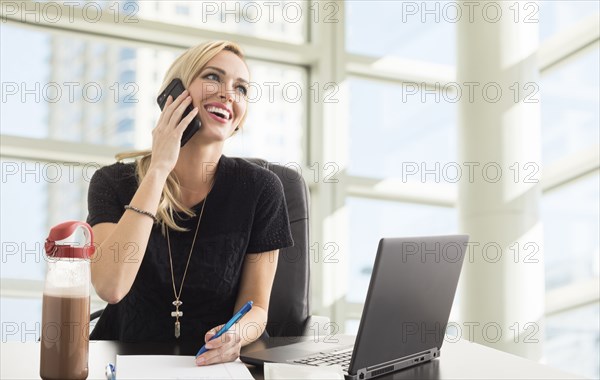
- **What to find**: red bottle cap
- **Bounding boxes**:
[44,221,95,259]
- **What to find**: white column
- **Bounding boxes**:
[457,1,544,360]
[309,0,349,328]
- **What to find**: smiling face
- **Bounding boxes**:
[187,50,250,143]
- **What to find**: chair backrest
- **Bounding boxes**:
[244,158,311,337]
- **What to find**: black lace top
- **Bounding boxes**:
[86,155,294,342]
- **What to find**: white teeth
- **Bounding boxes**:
[205,105,230,120]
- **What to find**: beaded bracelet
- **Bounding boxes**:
[124,205,158,223]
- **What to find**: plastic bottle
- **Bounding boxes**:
[40,221,94,380]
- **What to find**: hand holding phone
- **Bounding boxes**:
[157,78,201,146]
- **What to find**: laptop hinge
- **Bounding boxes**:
[354,347,439,380]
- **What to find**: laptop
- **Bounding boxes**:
[241,235,469,380]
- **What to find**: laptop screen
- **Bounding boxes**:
[348,235,468,374]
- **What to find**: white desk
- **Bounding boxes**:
[1,338,582,379]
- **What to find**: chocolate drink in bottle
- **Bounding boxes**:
[40,221,94,380]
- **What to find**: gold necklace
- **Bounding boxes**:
[166,181,213,339]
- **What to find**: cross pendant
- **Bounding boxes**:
[174,320,181,338]
[171,300,183,338]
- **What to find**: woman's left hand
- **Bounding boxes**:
[195,324,242,366]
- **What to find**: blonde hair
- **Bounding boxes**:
[116,40,248,233]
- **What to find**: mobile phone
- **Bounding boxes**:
[156,78,201,147]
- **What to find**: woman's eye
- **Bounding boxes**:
[205,73,219,81]
[237,85,248,96]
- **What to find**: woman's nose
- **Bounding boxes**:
[218,83,237,103]
[219,93,230,102]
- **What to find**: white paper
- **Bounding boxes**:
[116,355,253,380]
[264,362,345,380]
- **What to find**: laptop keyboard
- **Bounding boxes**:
[290,346,353,372]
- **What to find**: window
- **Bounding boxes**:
[542,174,600,290]
[541,48,599,166]
[342,0,460,334]
[346,198,457,303]
[544,303,600,379]
[1,24,305,161]
[537,2,600,377]
[137,1,307,44]
[540,0,600,41]
[341,2,599,378]
[0,24,175,147]
[119,47,136,61]
[0,298,43,342]
[175,4,190,16]
[347,77,457,181]
[0,158,93,281]
[346,0,456,65]
[223,61,306,164]
[0,25,49,139]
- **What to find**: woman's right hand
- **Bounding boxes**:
[148,90,199,176]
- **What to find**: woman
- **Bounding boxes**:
[86,41,293,366]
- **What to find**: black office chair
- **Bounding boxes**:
[91,158,329,337]
[245,158,330,337]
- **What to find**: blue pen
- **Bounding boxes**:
[104,363,115,380]
[196,300,253,358]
